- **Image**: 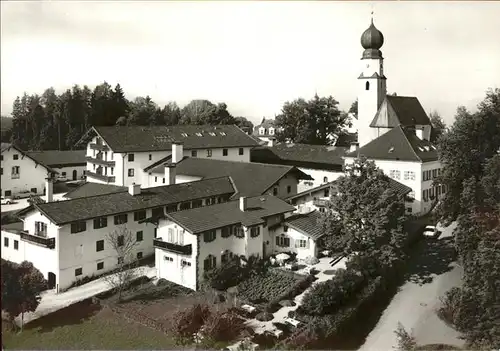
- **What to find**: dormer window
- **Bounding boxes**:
[181,133,188,137]
[269,127,275,135]
[259,127,265,135]
[196,132,203,137]
[209,132,216,136]
[220,132,226,136]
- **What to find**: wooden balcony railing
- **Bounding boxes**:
[153,239,192,255]
[89,143,110,151]
[86,171,115,183]
[85,156,115,167]
[20,231,55,249]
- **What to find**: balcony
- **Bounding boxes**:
[20,231,55,249]
[89,143,109,151]
[85,156,115,167]
[313,199,328,207]
[11,173,20,179]
[86,171,115,183]
[153,239,192,255]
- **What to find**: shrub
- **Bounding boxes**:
[204,259,246,291]
[201,309,246,342]
[172,304,211,343]
[394,322,417,351]
[304,256,320,265]
[252,332,279,349]
[156,278,168,286]
[436,287,462,327]
[281,320,323,350]
[256,311,274,322]
[301,268,365,316]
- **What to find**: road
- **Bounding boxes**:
[359,222,465,350]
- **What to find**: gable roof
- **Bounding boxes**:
[64,182,127,199]
[26,150,86,168]
[0,143,58,174]
[284,211,325,240]
[251,143,348,171]
[149,157,313,198]
[165,195,295,234]
[370,96,431,128]
[77,125,260,153]
[345,125,438,162]
[19,176,236,225]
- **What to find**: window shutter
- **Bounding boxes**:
[276,236,280,246]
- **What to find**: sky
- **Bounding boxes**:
[1,1,499,126]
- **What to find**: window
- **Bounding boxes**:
[269,128,275,135]
[154,228,158,238]
[223,148,228,156]
[152,207,164,218]
[192,199,203,208]
[149,154,152,161]
[134,210,146,221]
[250,226,260,238]
[221,226,231,238]
[128,154,134,162]
[117,235,124,247]
[0,155,2,161]
[136,231,143,242]
[273,187,278,196]
[93,217,107,229]
[114,214,128,225]
[442,184,446,194]
[4,237,8,247]
[206,149,212,157]
[62,172,66,177]
[11,166,20,179]
[204,255,216,271]
[166,204,178,213]
[191,150,197,157]
[13,154,18,160]
[30,187,37,194]
[163,178,165,183]
[137,252,143,259]
[209,132,216,136]
[389,170,401,180]
[96,240,104,252]
[295,239,307,248]
[324,188,330,197]
[4,190,11,197]
[233,225,244,238]
[182,260,191,267]
[164,256,173,262]
[365,81,370,90]
[276,235,290,247]
[422,189,428,202]
[239,148,244,155]
[180,202,191,210]
[14,240,19,250]
[283,225,288,232]
[1,168,2,175]
[259,127,265,135]
[406,207,413,213]
[154,176,158,182]
[97,262,104,270]
[71,221,87,234]
[75,268,83,277]
[323,176,328,183]
[203,230,216,243]
[118,257,124,265]
[35,221,47,236]
[128,168,134,177]
[404,171,416,181]
[287,185,292,194]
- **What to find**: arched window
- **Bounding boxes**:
[323,176,328,183]
[365,81,370,90]
[203,255,216,271]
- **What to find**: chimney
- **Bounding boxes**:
[45,176,54,202]
[349,142,359,153]
[164,163,176,185]
[172,141,184,164]
[239,196,247,212]
[128,183,141,196]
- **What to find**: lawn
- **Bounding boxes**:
[237,269,303,304]
[2,298,178,350]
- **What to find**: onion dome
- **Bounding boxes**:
[361,19,384,59]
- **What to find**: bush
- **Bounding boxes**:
[436,287,462,327]
[201,309,246,342]
[281,320,323,350]
[172,304,211,343]
[394,322,417,351]
[204,258,247,291]
[256,312,274,321]
[252,332,279,349]
[156,278,168,286]
[304,256,320,265]
[301,268,365,316]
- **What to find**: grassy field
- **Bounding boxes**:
[2,298,178,350]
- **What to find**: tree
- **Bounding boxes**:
[104,226,140,302]
[1,259,47,331]
[234,116,254,132]
[127,96,157,126]
[163,102,181,126]
[348,99,358,118]
[429,110,446,141]
[180,99,236,125]
[321,157,407,277]
[436,88,500,224]
[275,94,348,145]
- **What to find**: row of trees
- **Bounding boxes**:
[435,88,500,349]
[5,83,255,151]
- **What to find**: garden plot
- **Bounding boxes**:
[237,269,303,305]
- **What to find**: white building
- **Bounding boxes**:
[27,150,87,182]
[154,195,323,291]
[2,176,236,292]
[78,124,260,187]
[252,118,282,146]
[345,19,444,215]
[1,143,57,198]
[251,143,347,192]
[143,151,313,199]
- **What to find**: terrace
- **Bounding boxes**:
[153,238,192,255]
[20,231,56,249]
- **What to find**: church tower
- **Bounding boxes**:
[357,18,387,148]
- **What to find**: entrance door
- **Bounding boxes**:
[72,170,77,180]
[48,272,56,289]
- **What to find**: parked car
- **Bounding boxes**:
[423,225,440,238]
[1,196,13,205]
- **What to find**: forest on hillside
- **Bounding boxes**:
[2,82,255,151]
